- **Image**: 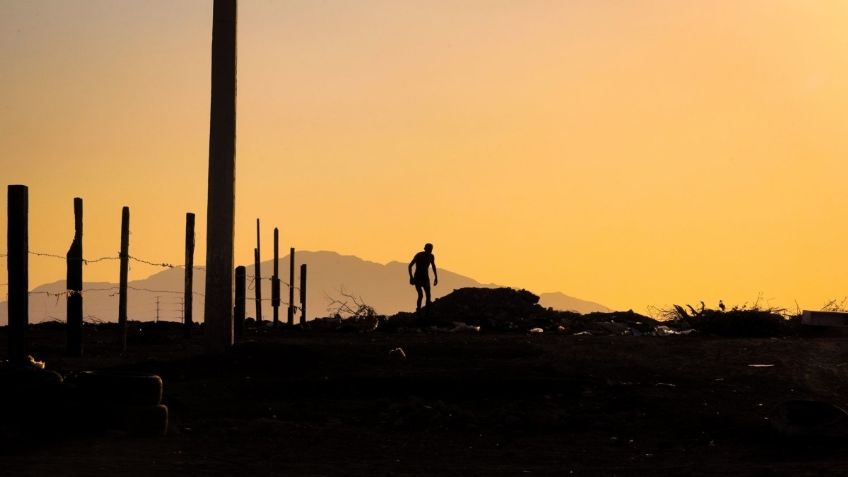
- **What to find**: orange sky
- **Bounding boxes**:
[2,0,848,315]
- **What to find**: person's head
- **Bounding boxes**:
[424,243,433,253]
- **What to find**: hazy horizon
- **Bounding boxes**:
[0,249,612,325]
[3,1,848,314]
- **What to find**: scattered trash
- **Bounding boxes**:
[27,355,46,370]
[389,347,407,359]
[747,364,775,368]
[528,327,544,334]
[654,326,680,336]
[573,331,592,336]
[450,322,481,333]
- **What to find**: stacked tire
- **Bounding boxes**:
[0,366,66,439]
[75,371,169,436]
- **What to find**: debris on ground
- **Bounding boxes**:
[449,322,480,333]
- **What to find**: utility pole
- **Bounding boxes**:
[155,296,161,324]
[203,0,237,353]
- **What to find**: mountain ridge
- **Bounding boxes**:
[0,250,611,324]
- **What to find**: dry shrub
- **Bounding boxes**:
[665,301,793,337]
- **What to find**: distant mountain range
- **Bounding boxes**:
[0,251,610,325]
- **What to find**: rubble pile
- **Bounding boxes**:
[383,287,664,335]
[314,287,688,336]
[574,310,662,335]
[424,287,561,331]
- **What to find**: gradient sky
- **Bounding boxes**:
[2,0,848,315]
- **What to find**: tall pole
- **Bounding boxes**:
[300,263,307,325]
[288,247,295,326]
[204,0,237,353]
[67,197,83,356]
[7,185,28,366]
[272,227,280,327]
[118,206,129,352]
[254,218,262,324]
[234,265,245,338]
[184,212,195,338]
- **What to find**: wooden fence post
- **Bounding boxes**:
[272,227,280,327]
[300,263,307,325]
[184,212,195,338]
[203,0,237,353]
[288,247,295,326]
[7,185,28,365]
[66,197,83,356]
[254,218,262,324]
[118,206,129,352]
[234,265,245,338]
[254,247,261,325]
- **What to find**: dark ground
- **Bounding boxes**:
[3,323,848,476]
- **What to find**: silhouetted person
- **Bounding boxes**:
[409,243,438,313]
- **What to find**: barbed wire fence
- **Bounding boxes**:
[1,250,303,323]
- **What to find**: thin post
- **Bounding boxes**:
[66,197,83,356]
[300,263,307,325]
[184,212,195,338]
[254,219,262,323]
[234,266,245,338]
[118,206,129,352]
[7,185,28,365]
[254,247,261,325]
[204,0,237,353]
[272,227,280,327]
[288,247,295,326]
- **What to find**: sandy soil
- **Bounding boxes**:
[3,324,848,476]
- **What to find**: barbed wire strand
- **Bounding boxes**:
[24,250,206,270]
[3,250,293,304]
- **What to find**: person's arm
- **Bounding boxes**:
[431,256,438,286]
[408,258,415,282]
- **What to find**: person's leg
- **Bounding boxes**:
[415,284,424,311]
[423,281,432,307]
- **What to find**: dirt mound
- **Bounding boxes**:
[375,287,666,334]
[399,287,562,331]
[430,288,543,319]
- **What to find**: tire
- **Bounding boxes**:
[0,368,64,406]
[126,404,169,437]
[75,371,163,407]
[0,368,66,436]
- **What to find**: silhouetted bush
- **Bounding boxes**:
[666,303,793,337]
